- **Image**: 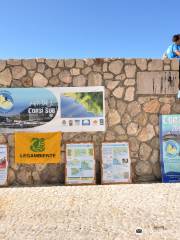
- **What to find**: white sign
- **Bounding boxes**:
[101,142,131,183]
[65,143,95,185]
[0,87,105,133]
[0,144,8,186]
[59,86,105,132]
[178,90,180,98]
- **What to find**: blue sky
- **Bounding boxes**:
[0,0,179,59]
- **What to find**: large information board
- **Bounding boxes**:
[0,87,105,133]
[160,115,180,182]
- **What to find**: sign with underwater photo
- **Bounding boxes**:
[0,88,59,133]
[160,115,180,183]
[0,144,8,186]
[15,132,61,164]
[101,142,131,184]
[60,86,105,132]
[65,143,95,185]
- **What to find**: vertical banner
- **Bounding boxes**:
[15,132,61,164]
[59,87,105,132]
[65,143,95,185]
[0,144,8,186]
[101,142,131,184]
[160,115,180,183]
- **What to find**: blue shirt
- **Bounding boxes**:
[166,43,180,58]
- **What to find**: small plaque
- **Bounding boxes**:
[137,71,179,95]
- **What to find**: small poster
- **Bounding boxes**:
[15,132,61,164]
[160,115,180,183]
[101,142,131,184]
[60,86,105,132]
[65,143,95,185]
[0,144,8,186]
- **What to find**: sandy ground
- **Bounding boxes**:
[0,184,180,240]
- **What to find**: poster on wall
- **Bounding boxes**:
[59,87,105,132]
[0,144,8,186]
[0,87,105,133]
[65,143,95,185]
[101,142,131,184]
[15,132,61,164]
[160,115,180,183]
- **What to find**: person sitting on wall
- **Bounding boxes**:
[163,34,180,59]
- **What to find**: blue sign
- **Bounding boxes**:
[160,115,180,183]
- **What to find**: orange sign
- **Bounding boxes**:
[15,132,61,164]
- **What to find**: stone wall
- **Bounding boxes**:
[0,58,179,185]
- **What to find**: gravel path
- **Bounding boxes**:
[0,184,180,240]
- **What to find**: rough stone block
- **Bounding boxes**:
[0,68,12,86]
[148,59,163,71]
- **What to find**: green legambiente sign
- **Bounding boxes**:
[30,138,46,152]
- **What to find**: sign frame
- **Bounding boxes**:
[65,142,96,186]
[101,141,132,185]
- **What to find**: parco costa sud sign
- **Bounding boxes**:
[15,132,61,164]
[160,115,180,183]
[0,87,105,132]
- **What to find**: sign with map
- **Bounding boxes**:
[65,143,95,185]
[160,115,180,183]
[0,87,105,133]
[59,87,105,132]
[15,132,61,164]
[0,144,8,186]
[101,142,131,184]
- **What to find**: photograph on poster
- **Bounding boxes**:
[101,142,131,184]
[0,144,8,186]
[60,86,105,132]
[160,114,180,183]
[0,88,59,133]
[65,143,95,185]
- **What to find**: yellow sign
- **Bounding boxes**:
[15,132,61,164]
